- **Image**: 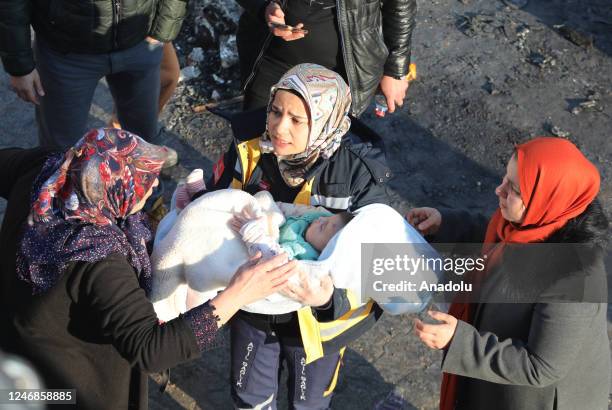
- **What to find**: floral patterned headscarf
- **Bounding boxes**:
[260,63,352,187]
[16,128,171,294]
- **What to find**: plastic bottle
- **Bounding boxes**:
[374,63,417,118]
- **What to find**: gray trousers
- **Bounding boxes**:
[34,38,164,150]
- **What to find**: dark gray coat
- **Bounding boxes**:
[433,205,610,410]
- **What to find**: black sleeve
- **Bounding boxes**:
[312,287,352,321]
[0,147,56,200]
[0,0,34,76]
[207,143,239,191]
[431,208,490,244]
[381,0,417,78]
[236,0,270,19]
[71,255,221,373]
[348,167,392,211]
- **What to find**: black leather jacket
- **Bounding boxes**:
[0,0,187,76]
[236,0,417,116]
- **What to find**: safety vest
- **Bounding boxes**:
[232,138,377,364]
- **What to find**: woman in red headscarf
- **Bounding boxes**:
[407,137,610,410]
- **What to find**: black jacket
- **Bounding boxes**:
[208,108,391,353]
[0,0,188,76]
[0,148,215,410]
[434,203,610,410]
[236,0,417,116]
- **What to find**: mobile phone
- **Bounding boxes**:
[269,22,309,35]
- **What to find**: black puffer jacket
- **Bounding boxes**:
[0,0,187,76]
[236,0,417,116]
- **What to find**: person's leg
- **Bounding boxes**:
[34,39,105,149]
[106,40,163,141]
[158,42,180,114]
[283,343,343,410]
[108,41,179,128]
[230,316,282,409]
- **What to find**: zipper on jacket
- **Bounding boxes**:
[335,0,357,116]
[112,0,120,49]
[243,0,288,92]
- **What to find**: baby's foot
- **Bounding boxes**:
[185,168,206,196]
[174,183,190,211]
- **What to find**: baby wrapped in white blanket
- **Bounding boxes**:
[150,188,440,321]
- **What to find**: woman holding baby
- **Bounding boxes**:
[206,63,393,409]
[0,129,301,409]
[409,137,610,410]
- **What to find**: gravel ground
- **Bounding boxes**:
[0,0,610,408]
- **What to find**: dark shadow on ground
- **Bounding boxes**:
[517,0,612,57]
[148,344,406,409]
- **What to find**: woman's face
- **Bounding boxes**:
[267,90,310,156]
[495,155,526,223]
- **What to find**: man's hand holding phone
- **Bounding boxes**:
[265,1,308,41]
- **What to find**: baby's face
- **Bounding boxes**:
[305,214,346,252]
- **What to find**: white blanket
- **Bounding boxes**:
[150,189,440,321]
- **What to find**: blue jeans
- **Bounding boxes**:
[34,38,163,149]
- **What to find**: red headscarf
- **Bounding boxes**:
[440,137,601,410]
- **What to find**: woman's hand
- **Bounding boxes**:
[406,207,442,235]
[265,1,307,41]
[282,270,334,307]
[145,36,162,45]
[211,253,298,325]
[413,310,458,350]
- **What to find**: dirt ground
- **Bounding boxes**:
[0,0,610,408]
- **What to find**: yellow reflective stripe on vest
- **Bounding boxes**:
[323,347,345,397]
[235,139,262,187]
[319,301,373,341]
[233,137,370,364]
[294,179,314,205]
[297,306,324,364]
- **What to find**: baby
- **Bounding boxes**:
[234,206,354,261]
[150,169,440,321]
[150,170,353,321]
[172,168,353,261]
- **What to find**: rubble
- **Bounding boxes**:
[483,77,500,95]
[455,13,497,37]
[179,66,201,82]
[549,125,571,138]
[502,0,528,9]
[554,25,593,49]
[219,35,239,68]
[570,91,604,115]
[188,47,205,64]
[526,51,556,68]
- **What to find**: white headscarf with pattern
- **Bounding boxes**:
[260,63,352,187]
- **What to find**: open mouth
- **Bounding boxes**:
[272,137,291,147]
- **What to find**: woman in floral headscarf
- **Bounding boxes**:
[407,137,610,410]
[204,63,392,409]
[0,128,298,410]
